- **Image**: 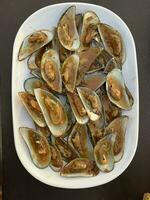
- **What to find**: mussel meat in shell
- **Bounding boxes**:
[67,92,89,124]
[54,137,78,162]
[20,127,51,168]
[34,89,68,137]
[18,30,54,61]
[57,6,80,51]
[94,134,115,172]
[104,116,128,162]
[60,158,99,177]
[61,54,79,93]
[68,123,93,158]
[77,87,103,121]
[98,23,125,64]
[18,92,46,127]
[106,69,133,110]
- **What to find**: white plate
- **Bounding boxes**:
[12,2,139,188]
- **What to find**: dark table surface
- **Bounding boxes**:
[1,0,150,199]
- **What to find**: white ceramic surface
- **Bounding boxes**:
[12,2,139,189]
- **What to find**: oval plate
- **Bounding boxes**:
[12,2,139,189]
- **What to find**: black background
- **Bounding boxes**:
[1,0,150,199]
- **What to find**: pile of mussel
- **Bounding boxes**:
[18,6,134,177]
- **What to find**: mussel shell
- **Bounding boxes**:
[49,144,63,172]
[57,6,80,51]
[19,127,51,168]
[106,69,133,110]
[79,11,100,51]
[67,92,89,125]
[98,87,121,125]
[88,119,104,146]
[41,49,62,93]
[18,30,54,61]
[76,47,101,85]
[61,54,79,93]
[27,47,46,70]
[81,71,106,91]
[94,134,115,172]
[77,87,103,121]
[68,123,93,159]
[24,77,47,95]
[75,13,83,34]
[18,92,46,127]
[54,137,78,162]
[104,116,128,162]
[98,23,125,65]
[34,89,68,137]
[30,68,42,79]
[36,125,51,143]
[60,158,99,177]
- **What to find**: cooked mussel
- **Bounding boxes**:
[104,116,128,162]
[49,144,63,171]
[79,11,100,50]
[98,23,125,64]
[18,92,46,127]
[106,69,134,110]
[60,158,99,177]
[57,6,80,51]
[77,87,103,121]
[61,54,79,92]
[68,123,93,158]
[24,77,47,95]
[94,134,115,172]
[18,30,54,61]
[41,49,62,93]
[67,92,89,124]
[54,137,78,162]
[98,87,121,125]
[19,127,51,168]
[34,89,68,137]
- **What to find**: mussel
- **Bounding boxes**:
[24,77,47,95]
[49,144,63,171]
[76,47,101,85]
[60,158,99,177]
[104,116,128,162]
[19,127,51,168]
[41,49,62,93]
[34,89,68,137]
[88,119,104,146]
[98,87,121,125]
[36,126,63,171]
[57,6,80,51]
[94,134,115,172]
[77,87,103,121]
[54,137,78,162]
[68,123,93,158]
[81,71,106,91]
[18,92,46,127]
[18,30,54,61]
[67,92,89,124]
[61,54,79,92]
[106,69,134,110]
[98,23,125,64]
[79,11,100,50]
